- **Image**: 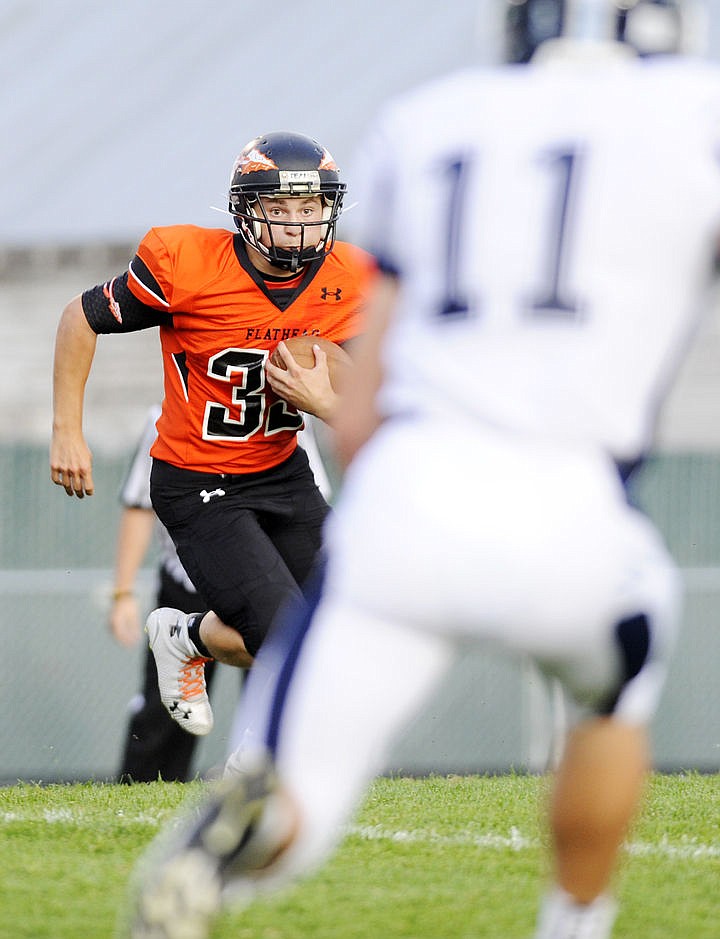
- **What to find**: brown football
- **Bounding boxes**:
[269,335,352,391]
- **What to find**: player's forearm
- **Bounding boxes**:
[305,389,340,423]
[332,274,396,467]
[113,507,155,594]
[333,397,382,468]
[52,296,98,434]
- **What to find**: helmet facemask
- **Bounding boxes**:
[232,190,343,273]
[503,0,689,62]
[616,0,684,56]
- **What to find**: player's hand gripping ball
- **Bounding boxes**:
[270,336,351,392]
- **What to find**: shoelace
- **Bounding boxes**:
[178,656,212,699]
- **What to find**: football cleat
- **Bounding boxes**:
[534,888,618,939]
[125,752,285,939]
[146,608,213,736]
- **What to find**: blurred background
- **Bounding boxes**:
[1,0,719,782]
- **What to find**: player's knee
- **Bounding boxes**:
[616,613,651,684]
[599,613,651,715]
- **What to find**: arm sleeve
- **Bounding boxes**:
[82,271,172,334]
[345,110,402,277]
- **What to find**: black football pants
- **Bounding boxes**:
[150,447,330,658]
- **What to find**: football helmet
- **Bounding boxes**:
[228,131,346,272]
[504,0,685,63]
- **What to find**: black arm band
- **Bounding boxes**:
[82,271,172,334]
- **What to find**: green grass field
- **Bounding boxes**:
[1,773,718,939]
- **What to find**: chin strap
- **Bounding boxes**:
[285,250,301,274]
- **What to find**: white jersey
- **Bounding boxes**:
[349,52,720,462]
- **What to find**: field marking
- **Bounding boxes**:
[349,824,534,851]
[2,810,717,861]
[347,824,720,861]
[0,809,166,826]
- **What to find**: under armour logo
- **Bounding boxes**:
[169,700,192,720]
[200,488,226,503]
[321,286,342,301]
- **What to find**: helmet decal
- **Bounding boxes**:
[234,145,280,176]
[318,149,340,172]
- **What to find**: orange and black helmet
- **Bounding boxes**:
[228,131,346,272]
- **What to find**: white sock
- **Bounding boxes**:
[534,887,618,939]
[223,745,246,778]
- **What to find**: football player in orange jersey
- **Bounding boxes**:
[51,131,374,737]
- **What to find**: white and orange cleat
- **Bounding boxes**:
[146,608,214,736]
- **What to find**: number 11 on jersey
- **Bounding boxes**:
[437,146,584,321]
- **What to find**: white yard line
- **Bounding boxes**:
[348,824,720,859]
[2,810,718,860]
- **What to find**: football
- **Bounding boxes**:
[269,335,352,391]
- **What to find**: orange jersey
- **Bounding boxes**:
[126,225,373,473]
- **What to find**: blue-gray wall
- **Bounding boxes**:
[1,0,718,246]
[2,446,719,782]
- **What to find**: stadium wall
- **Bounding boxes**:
[2,444,719,783]
[3,0,720,782]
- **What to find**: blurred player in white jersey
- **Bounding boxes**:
[125,2,720,938]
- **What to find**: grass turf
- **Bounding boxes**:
[0,773,717,939]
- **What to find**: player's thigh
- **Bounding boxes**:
[153,486,302,650]
[193,508,301,639]
[266,482,330,590]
